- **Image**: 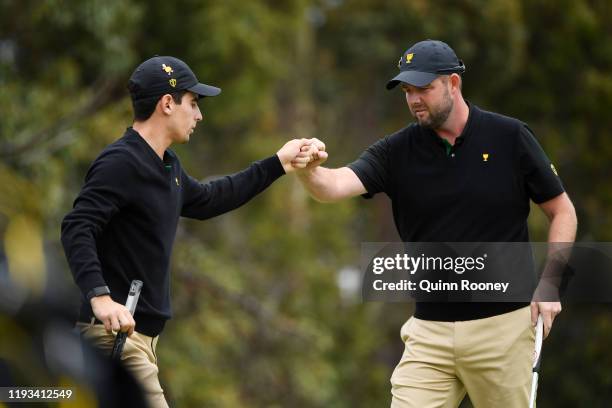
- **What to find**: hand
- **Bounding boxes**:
[90,295,136,336]
[277,138,315,173]
[530,301,562,339]
[296,138,328,171]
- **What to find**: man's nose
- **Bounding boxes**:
[196,106,203,121]
[407,92,422,106]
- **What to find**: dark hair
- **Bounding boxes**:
[131,90,187,122]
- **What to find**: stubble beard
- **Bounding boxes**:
[414,89,454,130]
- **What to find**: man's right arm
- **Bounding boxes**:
[61,151,135,334]
[296,166,366,203]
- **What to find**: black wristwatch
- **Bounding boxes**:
[86,286,111,301]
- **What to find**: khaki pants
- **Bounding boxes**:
[77,321,169,408]
[390,306,535,408]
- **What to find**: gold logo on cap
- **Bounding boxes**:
[482,153,489,162]
[406,53,414,63]
[550,163,558,176]
[169,78,177,87]
[162,64,174,75]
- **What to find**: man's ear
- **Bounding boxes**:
[158,94,174,115]
[449,73,462,93]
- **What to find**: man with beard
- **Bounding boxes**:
[295,40,577,407]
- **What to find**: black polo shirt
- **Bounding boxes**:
[348,103,565,321]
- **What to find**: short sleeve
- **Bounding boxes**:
[347,136,392,198]
[518,125,565,203]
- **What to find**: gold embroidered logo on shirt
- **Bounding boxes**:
[482,153,489,162]
[175,177,180,186]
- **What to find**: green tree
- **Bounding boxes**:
[2,0,611,406]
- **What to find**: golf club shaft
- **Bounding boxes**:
[529,314,544,408]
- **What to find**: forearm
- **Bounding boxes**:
[61,215,108,296]
[547,210,577,243]
[538,201,578,298]
[181,155,285,219]
[296,166,344,203]
[546,206,577,272]
[532,208,576,332]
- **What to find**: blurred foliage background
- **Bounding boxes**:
[1,0,611,406]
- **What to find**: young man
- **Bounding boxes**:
[296,40,577,407]
[61,56,313,407]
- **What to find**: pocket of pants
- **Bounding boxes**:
[151,337,158,364]
[79,324,115,353]
[525,307,537,337]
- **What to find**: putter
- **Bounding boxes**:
[529,314,544,408]
[110,280,143,362]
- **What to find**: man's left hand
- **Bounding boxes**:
[530,301,562,339]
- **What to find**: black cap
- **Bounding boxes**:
[386,40,465,89]
[128,56,221,100]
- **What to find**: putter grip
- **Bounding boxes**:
[110,280,143,362]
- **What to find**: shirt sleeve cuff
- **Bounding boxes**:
[346,164,375,199]
[263,154,286,178]
[86,285,111,301]
[531,187,565,204]
[77,274,109,300]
